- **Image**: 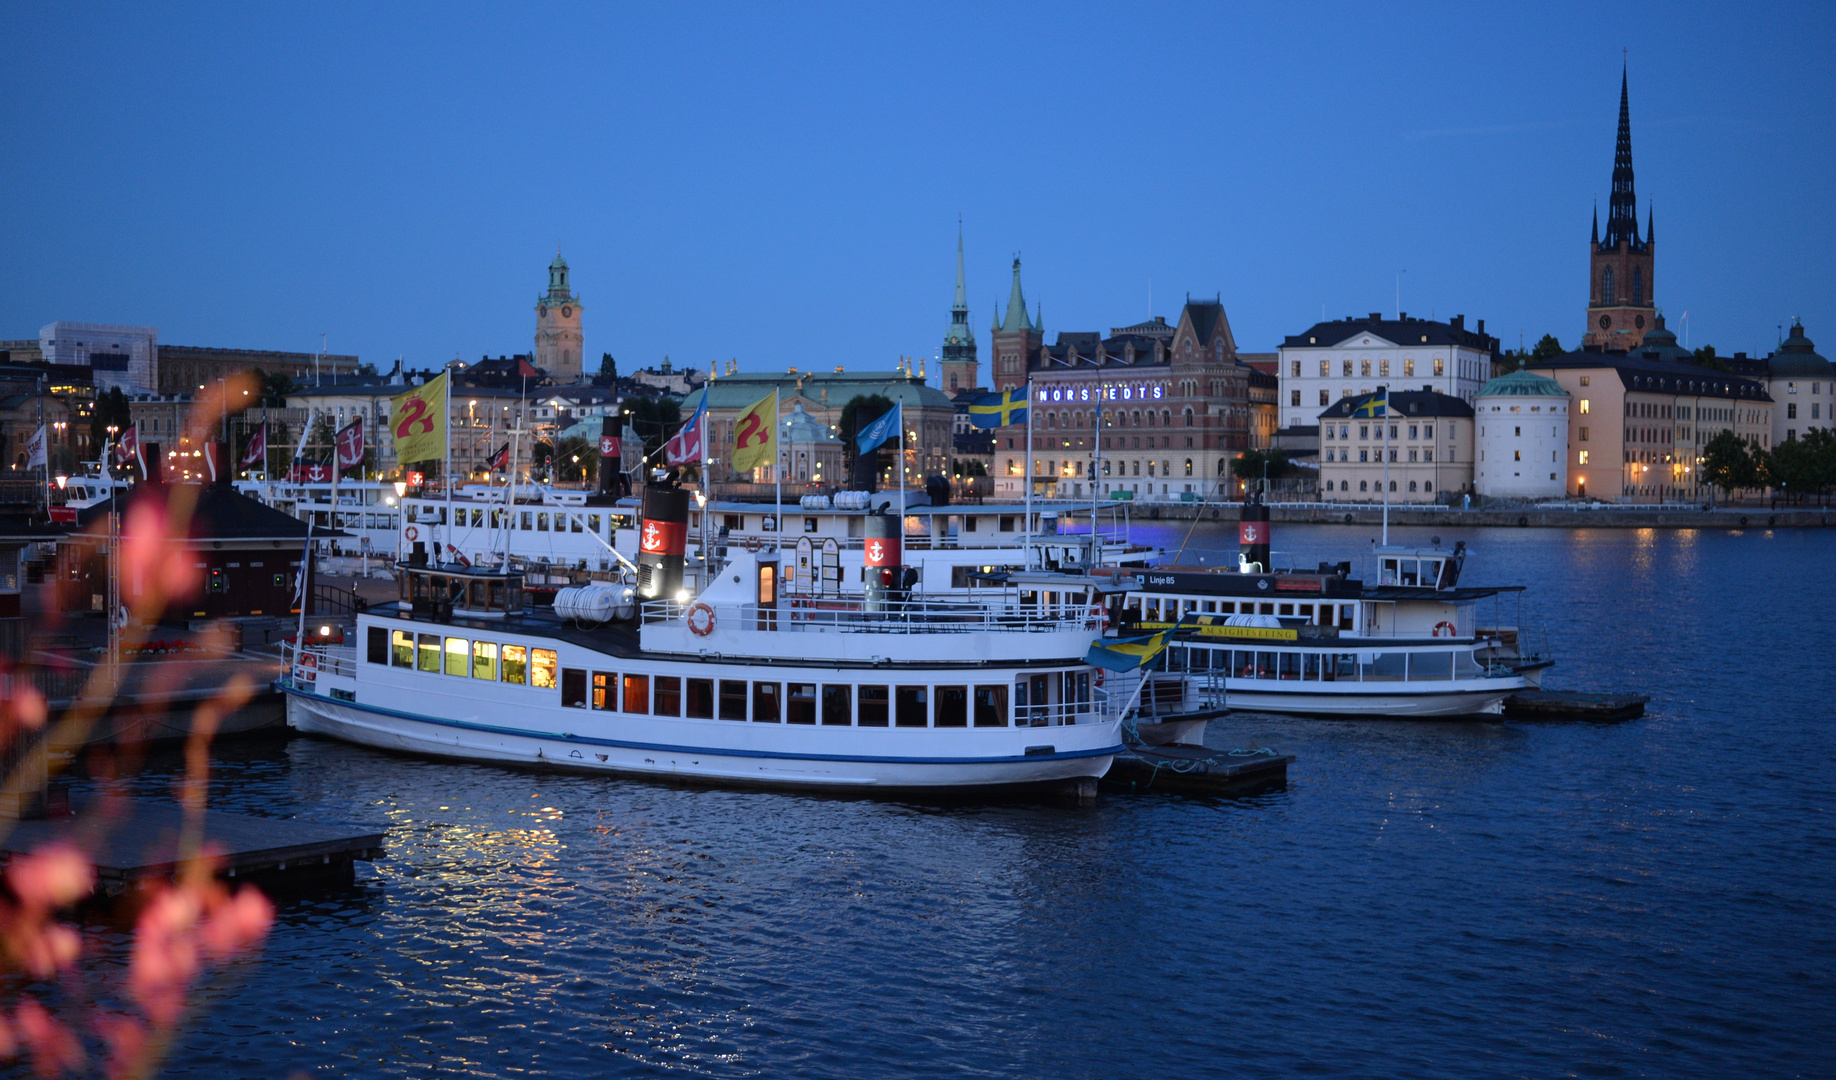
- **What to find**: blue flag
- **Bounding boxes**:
[967,385,1029,429]
[856,401,902,455]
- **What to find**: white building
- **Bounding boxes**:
[1276,314,1499,431]
[1474,370,1570,499]
[39,321,157,393]
[1317,389,1474,503]
[1760,321,1833,446]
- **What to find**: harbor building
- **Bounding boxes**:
[1275,314,1499,431]
[1527,349,1772,501]
[29,322,358,398]
[1585,66,1657,351]
[1757,321,1833,446]
[1474,370,1571,499]
[535,252,584,382]
[1317,389,1475,503]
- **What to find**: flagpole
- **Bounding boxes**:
[444,377,454,565]
[1380,386,1390,546]
[1023,380,1033,570]
[897,404,906,545]
[1091,390,1102,564]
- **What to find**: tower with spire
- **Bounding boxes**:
[1585,63,1657,350]
[535,249,584,381]
[990,256,1042,392]
[939,226,979,395]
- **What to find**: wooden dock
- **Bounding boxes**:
[1,800,385,895]
[1504,690,1650,721]
[1102,744,1293,796]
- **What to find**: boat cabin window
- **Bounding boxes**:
[684,677,714,718]
[973,684,1008,727]
[417,634,441,673]
[936,686,968,727]
[622,674,648,713]
[787,683,816,724]
[474,642,498,680]
[561,669,588,708]
[530,649,557,689]
[592,672,614,710]
[392,630,413,667]
[502,645,528,685]
[822,685,852,726]
[368,627,388,664]
[753,682,781,722]
[859,685,889,727]
[897,687,928,727]
[444,638,468,677]
[654,676,682,716]
[721,680,747,721]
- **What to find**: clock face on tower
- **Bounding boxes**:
[562,307,572,318]
[1599,315,1612,329]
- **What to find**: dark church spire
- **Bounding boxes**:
[1603,62,1644,251]
[1592,202,1599,246]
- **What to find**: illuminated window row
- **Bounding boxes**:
[369,627,557,689]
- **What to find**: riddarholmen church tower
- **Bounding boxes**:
[939,227,978,394]
[536,251,584,381]
[1585,65,1657,350]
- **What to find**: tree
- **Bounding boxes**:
[598,353,617,381]
[623,396,680,465]
[88,386,132,453]
[549,435,597,485]
[245,368,295,407]
[1531,333,1565,361]
[1701,429,1756,501]
[356,362,377,377]
[1691,345,1732,374]
[1234,447,1291,487]
[839,394,894,490]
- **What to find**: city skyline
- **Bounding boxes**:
[3,2,1831,378]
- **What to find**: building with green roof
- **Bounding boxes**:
[1475,370,1570,499]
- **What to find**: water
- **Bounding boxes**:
[57,525,1836,1078]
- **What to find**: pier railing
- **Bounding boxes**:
[641,597,1100,636]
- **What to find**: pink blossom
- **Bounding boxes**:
[13,998,84,1078]
[5,843,95,909]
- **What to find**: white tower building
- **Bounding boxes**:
[1474,370,1571,499]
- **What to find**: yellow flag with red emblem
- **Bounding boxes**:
[389,372,449,465]
[729,389,778,474]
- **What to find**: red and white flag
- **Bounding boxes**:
[290,462,333,483]
[487,442,510,471]
[240,422,268,468]
[115,424,140,471]
[664,411,702,467]
[334,416,364,469]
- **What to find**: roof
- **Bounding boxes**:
[1766,322,1831,378]
[1528,350,1773,401]
[1185,300,1227,347]
[75,482,342,541]
[1282,314,1499,353]
[681,371,954,412]
[1318,389,1475,420]
[1477,370,1570,398]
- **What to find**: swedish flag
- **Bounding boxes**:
[968,385,1029,429]
[1084,628,1176,672]
[1351,390,1387,418]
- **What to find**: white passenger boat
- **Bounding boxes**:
[279,493,1129,793]
[1103,507,1544,717]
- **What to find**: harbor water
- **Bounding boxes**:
[61,524,1835,1078]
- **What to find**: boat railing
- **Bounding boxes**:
[642,597,1098,635]
[278,641,358,689]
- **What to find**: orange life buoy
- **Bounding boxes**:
[745,535,760,553]
[687,602,716,636]
[404,525,419,541]
[1433,621,1456,638]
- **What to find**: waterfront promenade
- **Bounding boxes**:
[1091,500,1833,529]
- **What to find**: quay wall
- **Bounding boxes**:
[1092,503,1835,530]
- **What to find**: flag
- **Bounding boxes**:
[968,385,1029,429]
[487,442,510,471]
[855,401,902,454]
[1351,390,1387,418]
[389,371,449,465]
[666,399,706,467]
[334,416,365,469]
[729,389,778,474]
[116,424,140,472]
[240,422,267,468]
[1084,628,1176,673]
[25,424,46,468]
[290,462,333,483]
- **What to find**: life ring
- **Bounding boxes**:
[1094,669,1104,688]
[686,602,716,636]
[1433,621,1456,638]
[1088,603,1107,629]
[115,605,131,631]
[404,525,419,541]
[745,535,760,553]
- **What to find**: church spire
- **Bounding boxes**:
[1603,61,1642,251]
[1592,202,1599,246]
[1000,256,1030,333]
[952,224,967,311]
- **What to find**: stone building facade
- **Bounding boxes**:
[1474,370,1571,499]
[535,253,584,382]
[1317,390,1475,503]
[1276,314,1499,431]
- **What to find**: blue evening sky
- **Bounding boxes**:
[3,2,1831,377]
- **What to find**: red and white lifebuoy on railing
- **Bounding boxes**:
[745,535,761,553]
[1088,602,1108,630]
[687,602,717,637]
[404,525,419,542]
[1432,621,1457,638]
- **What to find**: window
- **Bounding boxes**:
[787,682,816,724]
[654,675,681,715]
[896,686,928,727]
[973,685,1008,727]
[1600,267,1615,304]
[1342,359,1352,377]
[530,649,557,689]
[1423,449,1433,462]
[500,645,529,684]
[1579,398,1590,415]
[1360,359,1371,377]
[1379,360,1389,377]
[1578,450,1590,465]
[1359,449,1369,462]
[367,626,388,665]
[592,671,614,710]
[1579,427,1589,441]
[1291,361,1301,377]
[473,641,498,680]
[1513,450,1521,461]
[443,638,468,677]
[1787,403,1797,419]
[1433,357,1444,376]
[720,680,748,721]
[822,684,852,726]
[391,629,414,667]
[1360,480,1369,492]
[418,633,441,673]
[561,668,587,708]
[858,685,889,726]
[622,673,648,712]
[1319,360,1329,376]
[753,681,781,722]
[1580,375,1590,386]
[1424,423,1433,438]
[1408,425,1418,439]
[1319,389,1330,406]
[936,686,968,727]
[1290,389,1301,407]
[685,677,714,718]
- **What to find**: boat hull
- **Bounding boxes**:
[284,688,1120,792]
[1223,681,1519,718]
